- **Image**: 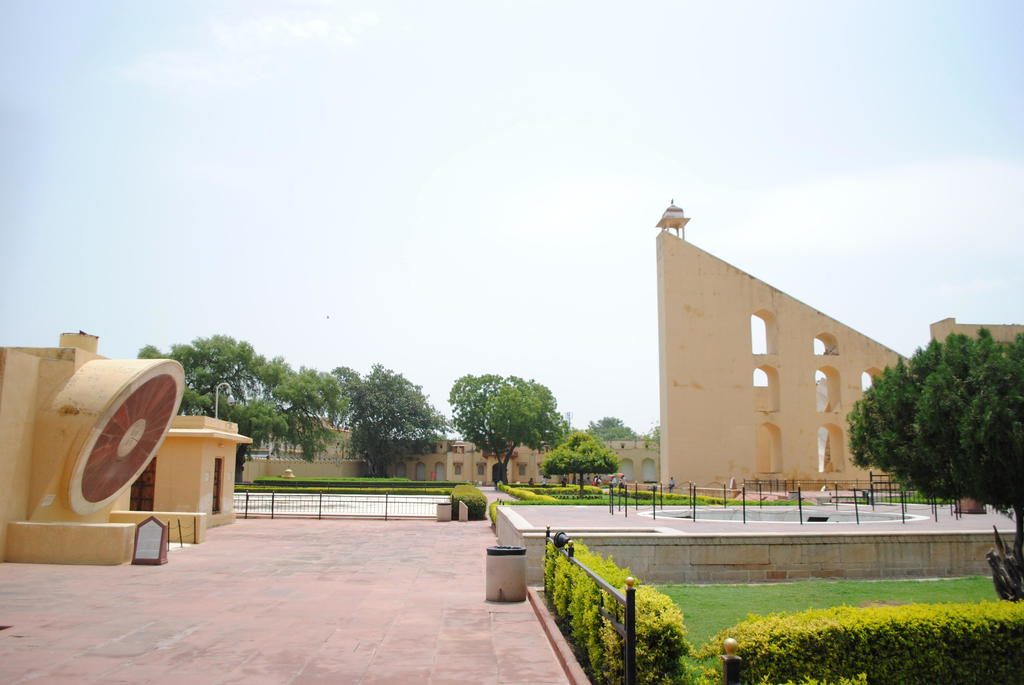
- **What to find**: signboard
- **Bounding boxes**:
[132,516,168,565]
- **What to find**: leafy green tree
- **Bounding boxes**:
[335,364,446,477]
[139,336,346,482]
[849,329,1024,600]
[586,416,638,442]
[642,424,660,450]
[540,431,620,497]
[449,374,567,484]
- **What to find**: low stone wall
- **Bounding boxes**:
[495,506,995,585]
[110,511,208,544]
[242,458,365,481]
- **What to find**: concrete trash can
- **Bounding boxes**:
[437,502,453,522]
[486,546,527,602]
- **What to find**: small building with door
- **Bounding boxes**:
[115,416,250,532]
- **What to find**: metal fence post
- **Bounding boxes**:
[271,491,275,519]
[797,485,803,524]
[244,491,249,519]
[742,487,746,524]
[384,492,389,521]
[625,577,636,685]
[544,527,550,595]
[720,637,742,685]
[318,491,323,520]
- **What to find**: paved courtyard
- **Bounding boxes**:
[0,517,568,685]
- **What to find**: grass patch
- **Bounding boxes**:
[659,576,995,647]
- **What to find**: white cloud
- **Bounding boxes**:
[210,12,380,50]
[119,10,381,91]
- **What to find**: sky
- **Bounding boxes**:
[2,1,1022,437]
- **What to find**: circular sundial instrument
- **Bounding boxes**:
[54,359,184,515]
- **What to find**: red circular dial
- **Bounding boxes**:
[80,374,180,504]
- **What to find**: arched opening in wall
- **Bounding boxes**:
[415,462,426,481]
[815,366,841,412]
[755,423,782,472]
[641,458,657,482]
[817,424,846,472]
[434,462,446,481]
[750,311,778,354]
[861,367,882,392]
[619,458,635,481]
[813,332,839,356]
[395,462,407,478]
[753,365,780,411]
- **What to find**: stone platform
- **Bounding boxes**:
[495,502,1015,585]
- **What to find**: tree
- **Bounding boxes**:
[642,424,661,450]
[586,416,638,442]
[449,374,567,484]
[336,364,446,477]
[848,329,1024,600]
[140,336,347,482]
[540,431,620,497]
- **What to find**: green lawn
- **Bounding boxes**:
[659,576,996,647]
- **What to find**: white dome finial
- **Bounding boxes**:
[656,200,690,239]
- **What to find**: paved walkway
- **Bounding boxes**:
[0,516,568,685]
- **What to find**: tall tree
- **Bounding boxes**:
[449,374,567,484]
[586,416,638,442]
[335,364,446,477]
[139,336,346,482]
[849,329,1024,600]
[540,431,620,497]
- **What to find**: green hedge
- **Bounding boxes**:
[696,602,1024,685]
[451,484,487,520]
[516,485,603,496]
[253,477,467,489]
[236,485,453,496]
[545,540,693,684]
[488,500,500,526]
[253,476,411,482]
[498,482,559,503]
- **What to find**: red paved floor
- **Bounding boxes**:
[0,517,568,685]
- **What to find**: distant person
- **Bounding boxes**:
[669,476,676,493]
[561,476,567,487]
[528,477,534,486]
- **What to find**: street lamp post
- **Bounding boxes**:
[215,382,231,419]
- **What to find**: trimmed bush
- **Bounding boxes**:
[498,482,559,503]
[696,601,1024,685]
[253,477,467,489]
[757,677,867,685]
[545,540,693,684]
[451,484,487,520]
[517,485,603,496]
[236,485,453,496]
[488,500,499,526]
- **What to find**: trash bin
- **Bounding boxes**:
[486,546,527,602]
[437,502,453,522]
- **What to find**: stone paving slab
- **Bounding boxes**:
[0,517,567,685]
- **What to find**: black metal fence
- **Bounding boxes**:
[233,491,450,520]
[545,528,637,685]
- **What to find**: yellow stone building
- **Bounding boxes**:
[656,204,901,486]
[0,333,248,564]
